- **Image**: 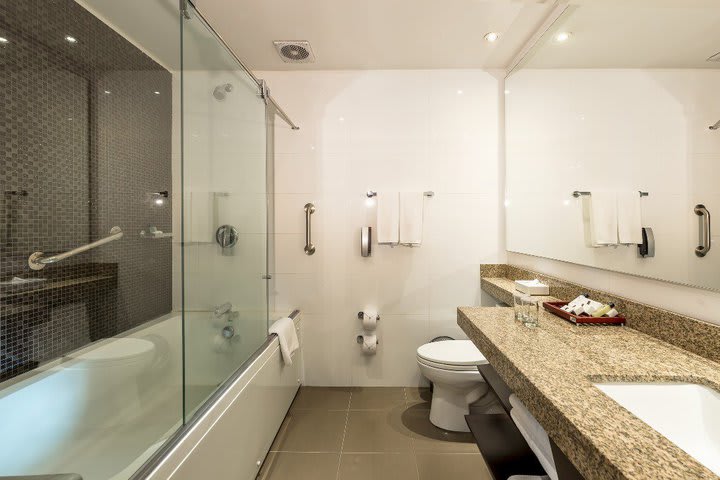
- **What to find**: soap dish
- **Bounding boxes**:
[515,280,549,296]
[543,301,626,326]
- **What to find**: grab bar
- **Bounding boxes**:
[304,203,316,255]
[573,190,649,198]
[28,226,123,270]
[694,204,711,257]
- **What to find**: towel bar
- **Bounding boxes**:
[366,190,434,198]
[572,191,648,198]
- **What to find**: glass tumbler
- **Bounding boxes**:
[522,296,539,328]
[513,293,524,321]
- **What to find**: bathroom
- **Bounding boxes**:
[0,0,718,479]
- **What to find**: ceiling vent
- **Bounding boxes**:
[273,41,315,63]
[707,51,720,62]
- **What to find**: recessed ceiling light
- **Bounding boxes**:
[0,37,9,44]
[484,32,500,43]
[554,31,572,43]
[64,35,77,44]
[457,89,464,95]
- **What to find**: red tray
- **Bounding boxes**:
[542,301,626,326]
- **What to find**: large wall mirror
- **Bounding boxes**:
[505,0,720,291]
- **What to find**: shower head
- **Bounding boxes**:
[213,83,233,101]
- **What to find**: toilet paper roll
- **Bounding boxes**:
[362,314,377,331]
[362,334,377,355]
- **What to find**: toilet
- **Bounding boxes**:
[416,339,488,432]
[65,338,156,429]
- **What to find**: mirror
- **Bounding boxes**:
[505,0,720,291]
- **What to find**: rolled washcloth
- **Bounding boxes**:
[268,317,299,365]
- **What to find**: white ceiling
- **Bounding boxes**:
[194,0,556,70]
[521,1,720,69]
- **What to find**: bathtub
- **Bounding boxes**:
[0,314,182,480]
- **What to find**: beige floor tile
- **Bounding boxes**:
[404,387,432,409]
[416,454,492,480]
[338,453,419,480]
[258,452,340,480]
[349,387,407,410]
[404,410,479,453]
[270,410,347,452]
[291,386,353,411]
[343,410,413,452]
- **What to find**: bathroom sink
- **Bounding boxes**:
[594,382,720,475]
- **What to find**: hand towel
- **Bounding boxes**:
[509,394,558,480]
[587,191,618,246]
[377,192,399,245]
[617,190,642,245]
[399,192,424,246]
[268,317,299,365]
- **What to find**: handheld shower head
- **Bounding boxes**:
[212,83,233,101]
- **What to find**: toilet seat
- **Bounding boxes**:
[67,338,155,367]
[416,340,487,370]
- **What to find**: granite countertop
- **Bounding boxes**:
[458,306,720,480]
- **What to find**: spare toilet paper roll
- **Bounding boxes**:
[362,334,377,355]
[362,314,378,331]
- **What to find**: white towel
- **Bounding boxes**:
[586,191,617,246]
[617,190,642,245]
[376,192,399,245]
[509,394,558,480]
[399,192,424,246]
[268,317,299,365]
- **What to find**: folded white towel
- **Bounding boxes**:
[617,190,642,245]
[509,394,558,480]
[377,192,399,245]
[585,191,617,246]
[268,317,299,365]
[399,192,424,246]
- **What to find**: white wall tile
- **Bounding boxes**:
[263,70,503,386]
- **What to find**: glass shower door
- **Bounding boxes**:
[181,3,270,418]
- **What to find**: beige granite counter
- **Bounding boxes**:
[458,306,720,480]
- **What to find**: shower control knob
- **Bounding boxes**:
[216,225,239,248]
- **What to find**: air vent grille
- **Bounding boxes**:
[273,41,315,63]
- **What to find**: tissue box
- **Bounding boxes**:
[514,280,549,296]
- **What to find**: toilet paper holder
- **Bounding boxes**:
[358,311,380,322]
[356,335,380,345]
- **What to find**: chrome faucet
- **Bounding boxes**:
[214,302,232,317]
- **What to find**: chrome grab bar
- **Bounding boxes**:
[28,226,123,270]
[304,203,316,255]
[694,204,711,257]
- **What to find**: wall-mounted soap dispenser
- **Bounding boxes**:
[361,227,372,257]
[637,227,655,258]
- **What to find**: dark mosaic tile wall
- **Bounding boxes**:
[0,0,172,381]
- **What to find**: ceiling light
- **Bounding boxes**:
[484,32,500,43]
[553,31,571,43]
[64,35,77,44]
[0,37,8,44]
[103,90,111,94]
[153,91,160,95]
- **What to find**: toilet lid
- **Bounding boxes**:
[416,340,487,366]
[68,338,155,363]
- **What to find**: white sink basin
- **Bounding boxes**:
[594,382,720,476]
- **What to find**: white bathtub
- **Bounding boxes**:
[0,311,302,480]
[0,314,183,480]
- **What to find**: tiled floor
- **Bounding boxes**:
[258,387,492,480]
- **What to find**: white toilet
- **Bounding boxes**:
[65,337,156,429]
[416,339,488,432]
